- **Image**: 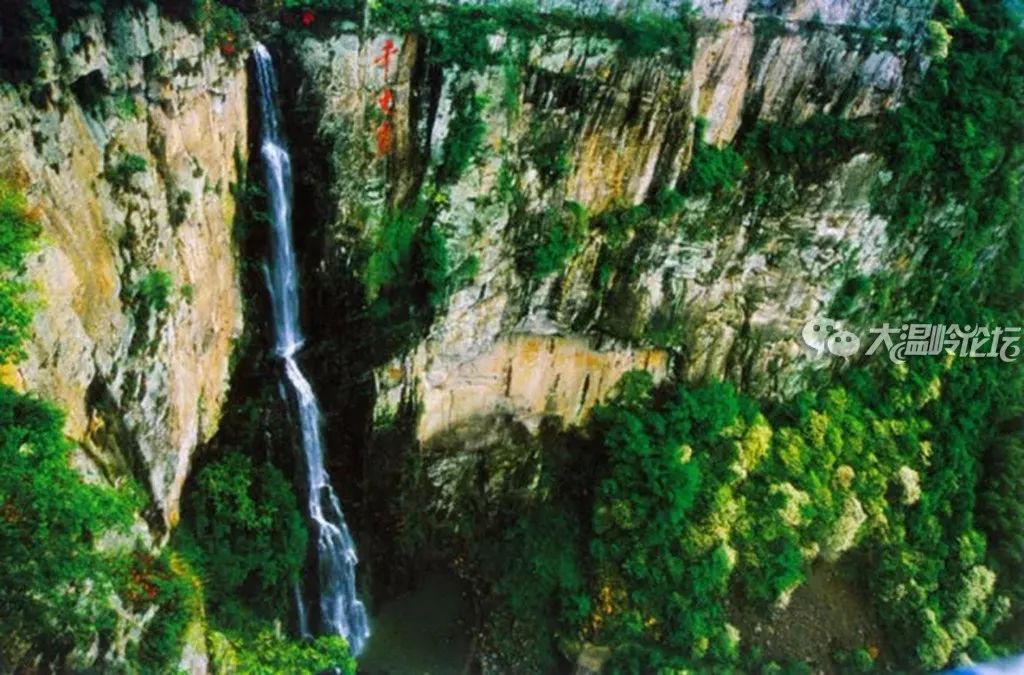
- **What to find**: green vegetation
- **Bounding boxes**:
[127,268,173,354]
[733,0,1022,323]
[681,119,745,196]
[0,183,40,364]
[202,1,247,52]
[530,124,575,187]
[873,0,1024,317]
[220,629,358,674]
[0,0,57,80]
[437,85,488,186]
[0,385,137,668]
[111,93,141,120]
[980,437,1024,614]
[364,200,430,306]
[177,452,308,624]
[358,195,472,359]
[520,201,589,280]
[170,188,192,226]
[459,348,1022,671]
[372,1,696,71]
[834,648,877,674]
[0,182,197,672]
[281,0,359,11]
[740,114,870,183]
[119,549,203,670]
[106,153,148,191]
[501,50,524,120]
[132,268,174,315]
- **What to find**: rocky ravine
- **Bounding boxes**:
[0,4,245,528]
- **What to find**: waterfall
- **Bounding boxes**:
[252,43,370,657]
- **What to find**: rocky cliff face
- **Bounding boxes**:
[0,0,938,538]
[460,0,934,27]
[0,4,245,528]
[280,0,934,451]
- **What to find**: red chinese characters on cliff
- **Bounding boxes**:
[373,39,399,157]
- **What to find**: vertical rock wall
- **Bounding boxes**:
[281,0,933,448]
[0,4,246,526]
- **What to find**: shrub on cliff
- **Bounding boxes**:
[178,451,308,624]
[525,201,589,280]
[0,182,40,364]
[437,84,488,186]
[131,268,174,316]
[105,153,148,191]
[117,549,203,671]
[682,119,745,196]
[0,386,138,668]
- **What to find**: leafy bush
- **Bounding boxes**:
[202,2,246,52]
[0,182,41,365]
[232,629,357,674]
[132,269,174,316]
[118,550,202,671]
[111,93,140,120]
[681,119,745,195]
[0,385,138,668]
[178,452,307,624]
[925,19,954,58]
[106,153,148,191]
[530,125,574,186]
[740,115,869,181]
[522,202,588,280]
[438,85,488,185]
[834,647,876,674]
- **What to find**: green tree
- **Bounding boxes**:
[179,452,308,623]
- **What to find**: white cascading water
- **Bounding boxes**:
[252,43,370,656]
